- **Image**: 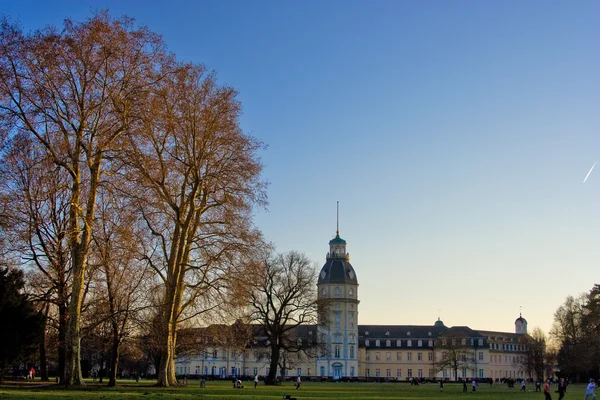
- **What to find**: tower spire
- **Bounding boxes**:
[336,201,339,236]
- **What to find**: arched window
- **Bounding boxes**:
[478,339,484,346]
[376,340,381,347]
[396,339,402,347]
[407,340,412,347]
[386,340,391,347]
[334,287,341,297]
[461,338,466,345]
[418,340,423,347]
[365,339,370,346]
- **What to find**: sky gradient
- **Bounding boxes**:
[3,0,599,337]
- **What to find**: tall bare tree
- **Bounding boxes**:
[0,13,170,385]
[124,63,266,387]
[88,189,153,386]
[241,251,321,385]
[0,136,72,380]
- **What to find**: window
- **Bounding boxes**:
[479,369,484,378]
[452,339,456,346]
[418,340,422,347]
[350,346,354,359]
[407,369,413,378]
[417,352,422,361]
[396,339,402,347]
[407,339,412,347]
[461,338,466,345]
[428,352,433,361]
[365,339,370,346]
[407,331,411,336]
[334,287,341,297]
[253,367,258,376]
[376,340,380,347]
[366,352,370,361]
[375,352,380,360]
[350,366,355,376]
[396,352,402,361]
[334,346,340,358]
[212,350,217,359]
[396,369,401,377]
[418,369,423,378]
[479,339,484,346]
[442,352,447,360]
[334,334,342,343]
[386,352,391,361]
[407,352,412,361]
[297,368,301,376]
[478,352,484,361]
[349,334,355,344]
[366,369,370,377]
[442,339,447,345]
[386,339,391,347]
[386,369,391,377]
[335,303,341,309]
[429,340,434,347]
[320,366,325,376]
[375,369,380,377]
[334,312,341,329]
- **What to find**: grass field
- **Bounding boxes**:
[0,379,585,399]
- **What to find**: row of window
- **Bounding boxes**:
[366,351,433,362]
[489,343,527,351]
[363,338,486,347]
[321,287,355,297]
[364,339,433,347]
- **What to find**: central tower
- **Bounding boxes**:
[316,208,359,379]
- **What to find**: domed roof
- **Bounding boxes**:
[318,259,358,285]
[329,234,347,244]
[434,318,446,327]
[515,315,527,324]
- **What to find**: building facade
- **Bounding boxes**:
[175,229,532,381]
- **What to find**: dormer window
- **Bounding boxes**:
[365,331,369,336]
[407,331,411,336]
[365,339,370,346]
[428,332,432,336]
[385,331,390,336]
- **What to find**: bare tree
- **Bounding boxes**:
[0,137,72,380]
[434,336,476,381]
[0,13,170,385]
[520,327,547,380]
[88,189,153,386]
[124,63,266,387]
[242,251,321,385]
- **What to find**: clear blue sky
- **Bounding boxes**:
[4,0,599,337]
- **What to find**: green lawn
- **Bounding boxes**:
[0,379,584,400]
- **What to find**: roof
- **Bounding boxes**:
[318,259,358,284]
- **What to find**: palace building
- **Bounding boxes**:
[175,228,532,381]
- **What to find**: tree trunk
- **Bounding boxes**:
[64,262,85,386]
[39,304,49,381]
[267,342,280,385]
[108,334,120,386]
[58,290,68,382]
[156,283,179,387]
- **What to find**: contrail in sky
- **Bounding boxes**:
[583,161,597,183]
